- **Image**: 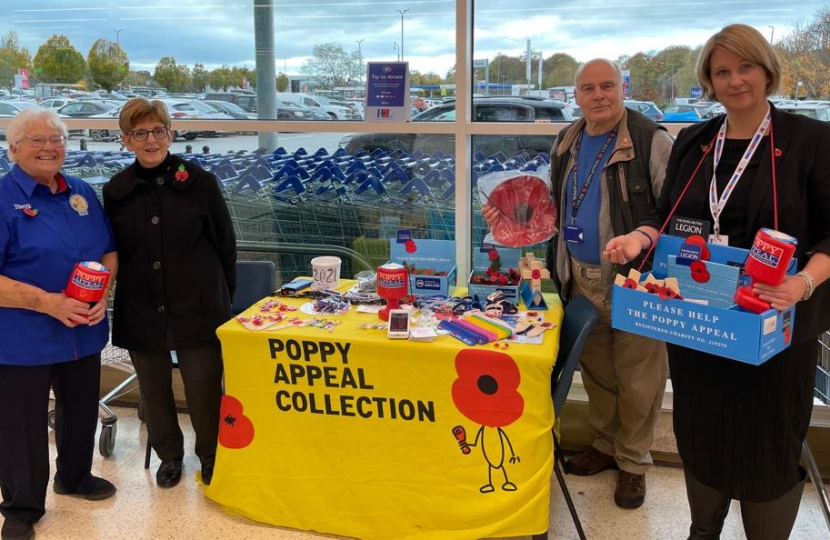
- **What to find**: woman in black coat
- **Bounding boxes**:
[605,25,830,539]
[103,98,236,489]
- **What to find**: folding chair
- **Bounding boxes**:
[533,295,599,540]
[144,260,277,468]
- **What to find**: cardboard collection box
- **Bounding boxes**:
[467,245,523,302]
[611,235,796,365]
[389,234,457,297]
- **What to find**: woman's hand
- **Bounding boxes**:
[87,295,108,326]
[481,203,499,228]
[603,234,643,265]
[42,293,91,327]
[753,275,807,311]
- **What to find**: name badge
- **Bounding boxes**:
[563,225,584,244]
[670,216,711,239]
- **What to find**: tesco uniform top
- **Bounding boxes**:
[0,165,115,365]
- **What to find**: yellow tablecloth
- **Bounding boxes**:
[206,292,563,540]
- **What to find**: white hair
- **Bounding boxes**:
[574,58,623,86]
[6,108,69,162]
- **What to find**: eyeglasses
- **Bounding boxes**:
[16,135,66,148]
[128,127,169,141]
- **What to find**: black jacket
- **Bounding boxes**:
[103,154,237,353]
[640,104,830,345]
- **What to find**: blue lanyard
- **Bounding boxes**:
[570,127,618,223]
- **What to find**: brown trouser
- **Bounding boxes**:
[569,258,668,475]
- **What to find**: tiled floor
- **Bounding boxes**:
[21,406,829,539]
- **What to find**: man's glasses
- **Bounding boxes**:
[17,135,66,148]
[128,127,169,141]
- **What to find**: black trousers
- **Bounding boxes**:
[685,467,806,540]
[130,344,223,466]
[0,354,101,522]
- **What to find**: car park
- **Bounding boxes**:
[0,100,39,139]
[39,98,74,110]
[204,92,258,113]
[275,93,350,120]
[661,104,713,122]
[340,97,573,156]
[624,100,663,121]
[777,102,830,121]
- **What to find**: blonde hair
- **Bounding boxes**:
[696,24,781,101]
[119,97,171,134]
[6,108,68,163]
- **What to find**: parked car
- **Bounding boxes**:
[624,100,663,121]
[340,97,573,156]
[661,104,713,122]
[277,101,328,120]
[56,100,118,118]
[202,100,255,120]
[39,98,74,110]
[0,100,38,139]
[275,92,350,120]
[777,103,830,121]
[204,92,258,113]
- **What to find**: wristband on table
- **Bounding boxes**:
[631,229,653,251]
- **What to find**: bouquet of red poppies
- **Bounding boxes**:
[478,166,557,247]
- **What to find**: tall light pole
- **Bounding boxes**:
[768,25,775,44]
[113,29,123,47]
[396,9,410,61]
[354,39,364,86]
[393,42,400,61]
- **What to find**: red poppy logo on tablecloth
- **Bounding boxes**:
[451,349,524,428]
[174,164,189,182]
[218,395,255,449]
[451,349,524,493]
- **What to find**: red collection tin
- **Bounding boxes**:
[65,262,111,303]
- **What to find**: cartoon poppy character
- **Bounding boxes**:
[451,349,524,493]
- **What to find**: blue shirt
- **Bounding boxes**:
[0,165,115,365]
[563,130,616,264]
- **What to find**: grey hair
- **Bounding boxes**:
[574,58,623,86]
[6,108,69,161]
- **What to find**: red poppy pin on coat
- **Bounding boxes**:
[22,207,38,217]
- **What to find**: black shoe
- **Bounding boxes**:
[156,460,183,488]
[53,475,116,501]
[1,519,34,540]
[201,463,214,486]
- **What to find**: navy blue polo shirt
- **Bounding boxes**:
[0,165,115,365]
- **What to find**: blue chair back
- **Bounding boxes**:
[552,295,600,416]
[232,260,277,315]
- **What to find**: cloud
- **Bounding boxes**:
[2,0,811,79]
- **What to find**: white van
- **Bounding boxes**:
[275,93,349,120]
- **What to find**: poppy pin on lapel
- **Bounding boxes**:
[22,207,38,218]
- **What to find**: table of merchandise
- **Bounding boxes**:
[206,291,563,540]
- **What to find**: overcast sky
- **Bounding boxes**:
[3,0,825,78]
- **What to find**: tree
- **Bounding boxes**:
[153,56,188,92]
[300,42,357,90]
[623,52,662,101]
[33,34,86,84]
[191,63,209,92]
[276,72,289,91]
[210,65,232,91]
[124,70,152,88]
[87,39,129,92]
[543,53,579,87]
[0,32,32,91]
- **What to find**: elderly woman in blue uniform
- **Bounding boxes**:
[103,98,236,489]
[0,109,117,540]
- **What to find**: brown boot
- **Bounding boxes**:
[615,471,646,509]
[565,448,617,476]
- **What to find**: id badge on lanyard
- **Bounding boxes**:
[708,108,771,244]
